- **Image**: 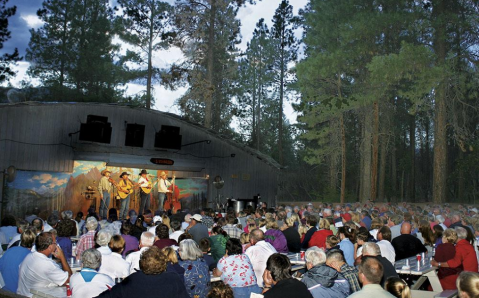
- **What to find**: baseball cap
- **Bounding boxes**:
[191,214,203,222]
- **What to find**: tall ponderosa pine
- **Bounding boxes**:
[116,0,175,109]
[0,0,21,83]
[27,0,121,102]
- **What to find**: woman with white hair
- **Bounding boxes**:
[301,247,350,298]
[76,217,99,260]
[96,229,113,256]
[182,214,192,231]
[178,239,210,298]
[70,249,114,298]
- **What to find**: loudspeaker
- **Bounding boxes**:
[79,123,112,143]
[125,124,145,147]
[154,132,182,150]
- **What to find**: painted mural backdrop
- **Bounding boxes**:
[5,160,208,218]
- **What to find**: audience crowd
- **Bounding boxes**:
[0,201,479,298]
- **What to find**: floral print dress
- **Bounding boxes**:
[216,254,257,287]
[179,258,211,298]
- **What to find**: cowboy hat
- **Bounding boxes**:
[101,169,112,176]
[140,169,148,175]
[120,172,129,178]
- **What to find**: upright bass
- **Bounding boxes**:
[164,172,180,213]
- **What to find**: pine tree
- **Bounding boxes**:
[0,0,21,83]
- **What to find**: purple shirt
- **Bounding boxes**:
[122,234,139,257]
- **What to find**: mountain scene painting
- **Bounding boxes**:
[4,160,208,218]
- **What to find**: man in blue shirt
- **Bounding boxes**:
[0,228,35,292]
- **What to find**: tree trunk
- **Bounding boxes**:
[371,101,379,201]
[340,114,346,204]
[432,0,448,204]
[378,122,388,201]
[391,141,397,201]
[361,109,372,202]
[204,0,216,128]
[329,119,339,191]
[410,115,416,201]
[278,46,285,165]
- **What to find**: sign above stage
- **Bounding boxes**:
[150,158,174,166]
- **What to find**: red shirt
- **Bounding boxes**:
[308,229,333,249]
[447,239,478,272]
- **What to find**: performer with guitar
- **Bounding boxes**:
[158,171,175,212]
[98,169,113,219]
[138,169,152,215]
[117,172,134,220]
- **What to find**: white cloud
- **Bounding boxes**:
[20,14,44,29]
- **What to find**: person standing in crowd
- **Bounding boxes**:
[262,253,313,298]
[98,169,113,219]
[137,170,151,215]
[347,256,395,298]
[186,214,209,244]
[76,217,98,260]
[96,246,189,298]
[214,238,261,298]
[158,171,175,212]
[70,249,114,298]
[245,229,277,287]
[17,232,73,297]
[0,228,35,293]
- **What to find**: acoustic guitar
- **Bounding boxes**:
[117,181,136,199]
[141,179,159,194]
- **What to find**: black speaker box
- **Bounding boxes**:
[79,123,112,143]
[125,124,145,147]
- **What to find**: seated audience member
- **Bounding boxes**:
[207,282,234,298]
[355,231,369,261]
[385,277,411,298]
[308,218,333,249]
[162,246,185,281]
[70,249,114,298]
[245,229,277,287]
[432,228,460,290]
[391,222,427,261]
[416,220,435,254]
[432,226,479,273]
[99,235,130,280]
[433,224,444,246]
[326,249,361,293]
[338,226,355,266]
[240,232,250,252]
[120,221,139,257]
[17,232,73,297]
[76,217,99,260]
[457,271,479,298]
[262,253,313,298]
[154,223,178,249]
[126,231,155,274]
[182,214,192,231]
[0,215,19,245]
[178,239,211,298]
[209,226,229,262]
[348,256,395,298]
[325,235,340,251]
[214,238,261,298]
[0,228,35,293]
[376,226,396,265]
[361,242,398,286]
[281,216,301,253]
[298,224,309,242]
[44,214,59,232]
[199,238,217,270]
[96,246,189,298]
[7,219,29,249]
[56,219,76,260]
[223,214,243,239]
[96,229,113,255]
[301,247,350,298]
[301,215,318,249]
[185,214,209,244]
[264,219,289,253]
[169,220,184,243]
[61,210,78,236]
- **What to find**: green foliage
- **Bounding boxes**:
[0,0,21,83]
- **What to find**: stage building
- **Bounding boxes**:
[0,102,281,218]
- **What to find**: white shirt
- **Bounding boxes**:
[148,225,158,236]
[126,247,150,274]
[377,240,396,265]
[7,233,21,249]
[169,231,184,243]
[43,223,53,232]
[17,252,69,297]
[181,222,190,231]
[158,177,174,193]
[138,176,150,188]
[99,252,130,280]
[70,268,114,298]
[245,240,277,287]
[97,246,112,256]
